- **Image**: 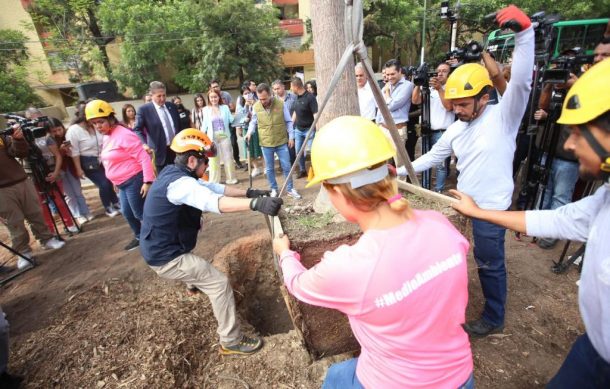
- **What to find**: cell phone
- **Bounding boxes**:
[62,140,71,146]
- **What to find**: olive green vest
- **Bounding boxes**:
[253,98,288,147]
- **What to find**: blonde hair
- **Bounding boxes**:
[323,164,412,218]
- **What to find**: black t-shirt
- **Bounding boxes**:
[293,91,318,128]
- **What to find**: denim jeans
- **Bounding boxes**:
[322,358,475,389]
[84,166,118,208]
[261,143,293,191]
[61,170,90,218]
[547,333,610,388]
[294,126,312,172]
[431,130,449,192]
[541,158,579,210]
[472,218,507,327]
[117,172,144,239]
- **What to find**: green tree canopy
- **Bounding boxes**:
[97,0,285,95]
[0,29,42,113]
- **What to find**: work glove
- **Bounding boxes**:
[496,5,531,32]
[250,196,283,216]
[246,188,271,198]
[395,165,409,177]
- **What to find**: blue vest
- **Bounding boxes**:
[140,165,202,266]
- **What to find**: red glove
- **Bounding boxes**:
[496,5,531,32]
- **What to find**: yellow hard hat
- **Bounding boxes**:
[170,128,215,156]
[85,99,114,120]
[445,63,493,99]
[558,59,610,125]
[306,116,396,188]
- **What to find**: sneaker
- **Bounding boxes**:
[43,237,65,250]
[219,335,263,356]
[112,202,121,211]
[462,319,504,338]
[17,251,34,270]
[105,207,120,218]
[225,178,239,185]
[270,189,278,198]
[251,167,261,178]
[76,216,89,225]
[85,214,95,222]
[124,238,140,251]
[287,188,302,199]
[537,238,558,249]
[296,171,307,179]
[236,161,244,169]
[66,225,80,233]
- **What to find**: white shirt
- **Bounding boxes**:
[409,27,534,210]
[429,87,455,130]
[358,82,377,121]
[154,103,176,145]
[526,185,610,362]
[65,123,104,157]
[166,176,225,214]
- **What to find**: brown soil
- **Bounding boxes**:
[0,166,583,388]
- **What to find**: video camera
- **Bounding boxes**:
[542,52,593,84]
[2,114,49,140]
[445,41,484,68]
[412,63,438,87]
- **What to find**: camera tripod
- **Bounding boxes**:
[419,77,432,190]
[0,240,36,286]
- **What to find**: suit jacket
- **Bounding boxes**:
[134,102,181,166]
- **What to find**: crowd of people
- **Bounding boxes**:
[1,3,609,387]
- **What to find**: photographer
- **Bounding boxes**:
[0,124,65,269]
[398,5,534,337]
[411,62,455,192]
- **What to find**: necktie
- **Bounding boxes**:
[159,105,175,145]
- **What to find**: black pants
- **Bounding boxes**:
[229,127,240,164]
[405,126,419,162]
[156,146,176,174]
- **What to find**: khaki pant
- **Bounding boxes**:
[0,178,53,253]
[150,253,241,345]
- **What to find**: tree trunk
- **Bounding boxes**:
[86,9,114,81]
[310,0,360,213]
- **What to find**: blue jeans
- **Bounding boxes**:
[430,130,449,192]
[261,144,293,191]
[541,158,579,210]
[547,333,610,388]
[294,126,313,172]
[472,218,507,327]
[117,172,144,239]
[61,170,90,218]
[322,358,475,389]
[84,166,118,208]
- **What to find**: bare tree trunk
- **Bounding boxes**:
[310,0,360,213]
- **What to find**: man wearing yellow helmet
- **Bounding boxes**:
[451,58,610,387]
[398,5,535,338]
[139,129,283,356]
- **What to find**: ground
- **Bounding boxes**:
[0,165,583,388]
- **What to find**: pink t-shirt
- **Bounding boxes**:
[279,209,473,388]
[101,125,155,186]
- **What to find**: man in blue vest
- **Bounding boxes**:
[140,129,283,355]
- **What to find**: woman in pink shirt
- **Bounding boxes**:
[85,100,155,252]
[273,116,473,389]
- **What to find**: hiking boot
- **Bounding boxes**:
[43,237,65,250]
[124,238,140,251]
[219,335,263,356]
[537,238,558,249]
[462,319,504,338]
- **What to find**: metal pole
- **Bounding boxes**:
[420,0,427,65]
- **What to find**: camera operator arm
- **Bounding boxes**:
[482,51,507,95]
[45,142,63,182]
[4,131,29,159]
[411,86,422,105]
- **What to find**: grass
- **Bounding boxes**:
[295,211,335,229]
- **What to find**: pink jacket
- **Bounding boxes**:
[101,125,155,186]
[279,210,473,388]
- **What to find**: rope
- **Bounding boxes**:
[278,0,419,198]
